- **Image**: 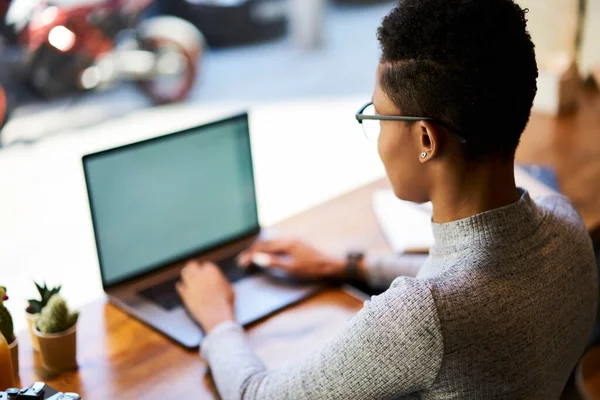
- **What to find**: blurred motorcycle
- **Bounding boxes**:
[0,0,204,132]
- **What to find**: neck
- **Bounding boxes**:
[431,159,519,224]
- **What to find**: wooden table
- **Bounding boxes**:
[16,88,600,399]
[16,179,390,400]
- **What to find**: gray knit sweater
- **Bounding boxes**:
[201,190,598,399]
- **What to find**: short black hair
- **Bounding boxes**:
[377,0,538,161]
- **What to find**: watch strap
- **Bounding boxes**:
[346,251,365,281]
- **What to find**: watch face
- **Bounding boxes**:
[348,252,365,261]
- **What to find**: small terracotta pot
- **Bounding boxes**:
[25,311,40,351]
[34,325,78,373]
[8,338,18,380]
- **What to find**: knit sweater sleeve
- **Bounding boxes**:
[365,254,429,289]
[200,277,444,400]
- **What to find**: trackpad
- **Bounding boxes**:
[234,274,321,325]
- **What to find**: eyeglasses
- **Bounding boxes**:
[355,102,467,144]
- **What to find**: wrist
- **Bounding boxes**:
[355,257,367,282]
[198,309,235,334]
[326,257,348,279]
[345,251,366,282]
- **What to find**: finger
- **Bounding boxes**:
[245,252,269,268]
[238,252,262,268]
[249,240,295,255]
[236,252,252,267]
[181,260,203,281]
[237,240,291,267]
[181,265,193,281]
[237,246,266,268]
[198,262,227,282]
[202,261,219,270]
[265,255,293,271]
[181,262,194,277]
[184,259,202,271]
[175,281,185,294]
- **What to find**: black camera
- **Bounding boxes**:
[0,382,81,400]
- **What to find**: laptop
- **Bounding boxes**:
[83,113,322,349]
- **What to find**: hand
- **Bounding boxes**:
[176,261,235,333]
[237,239,346,280]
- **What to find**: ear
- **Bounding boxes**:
[416,121,443,163]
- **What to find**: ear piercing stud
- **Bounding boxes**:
[421,152,428,159]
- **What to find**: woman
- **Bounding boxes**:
[177,0,598,398]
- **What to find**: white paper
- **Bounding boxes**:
[372,192,434,254]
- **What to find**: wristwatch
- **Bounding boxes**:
[346,251,365,281]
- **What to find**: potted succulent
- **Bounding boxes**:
[25,282,61,351]
[34,294,79,373]
[0,286,19,380]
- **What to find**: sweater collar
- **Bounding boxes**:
[431,189,544,250]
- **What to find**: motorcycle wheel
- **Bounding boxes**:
[135,16,204,105]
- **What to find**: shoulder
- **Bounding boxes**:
[534,193,585,227]
[533,193,591,244]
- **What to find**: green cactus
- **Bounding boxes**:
[0,286,16,343]
[35,294,79,335]
[27,281,62,314]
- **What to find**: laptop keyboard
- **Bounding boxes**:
[138,254,253,311]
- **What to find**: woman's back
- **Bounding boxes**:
[418,191,597,399]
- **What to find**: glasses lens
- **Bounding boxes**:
[361,104,380,142]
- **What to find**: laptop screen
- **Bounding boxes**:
[83,114,259,287]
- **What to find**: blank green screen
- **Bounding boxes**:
[84,116,259,286]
